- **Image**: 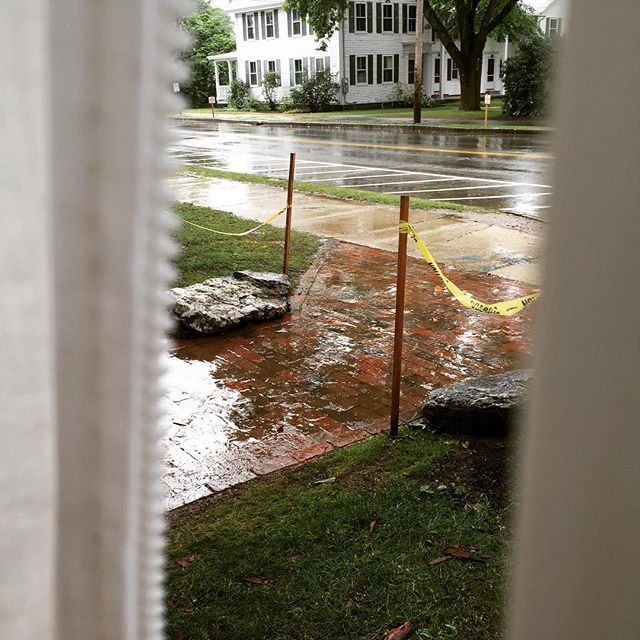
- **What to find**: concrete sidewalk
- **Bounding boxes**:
[170,173,544,285]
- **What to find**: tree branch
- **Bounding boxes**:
[484,0,519,35]
[423,1,462,64]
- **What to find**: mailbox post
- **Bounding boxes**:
[484,93,491,129]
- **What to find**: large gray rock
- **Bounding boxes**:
[169,270,291,335]
[421,369,532,435]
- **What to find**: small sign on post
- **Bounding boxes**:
[484,93,491,129]
[172,82,180,93]
[208,96,216,118]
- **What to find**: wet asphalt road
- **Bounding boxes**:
[170,121,554,219]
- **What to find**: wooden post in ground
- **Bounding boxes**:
[390,195,410,437]
[282,152,296,275]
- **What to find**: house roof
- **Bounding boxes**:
[207,51,238,61]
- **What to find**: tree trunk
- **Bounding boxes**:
[459,58,482,111]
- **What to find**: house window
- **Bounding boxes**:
[407,56,415,84]
[382,55,393,83]
[355,3,367,32]
[267,60,277,74]
[407,5,416,32]
[315,57,325,72]
[434,57,441,84]
[382,4,393,32]
[446,57,458,81]
[546,17,561,35]
[246,14,255,39]
[291,9,302,35]
[356,55,367,84]
[265,10,275,38]
[248,61,258,86]
[294,58,304,84]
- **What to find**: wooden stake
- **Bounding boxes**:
[282,152,296,275]
[390,196,410,437]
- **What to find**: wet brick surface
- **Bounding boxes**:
[163,240,535,509]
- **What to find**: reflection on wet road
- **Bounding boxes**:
[169,121,553,219]
[163,241,534,509]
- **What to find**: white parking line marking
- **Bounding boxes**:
[344,177,467,188]
[384,183,518,195]
[288,167,376,177]
[301,172,405,182]
[432,192,552,202]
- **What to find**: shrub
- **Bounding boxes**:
[391,84,436,108]
[502,34,556,118]
[289,69,339,112]
[262,72,280,111]
[228,79,251,110]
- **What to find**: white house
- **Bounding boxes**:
[210,0,509,106]
[538,0,569,37]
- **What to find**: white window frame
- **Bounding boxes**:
[246,13,255,40]
[407,5,416,32]
[447,57,458,81]
[356,55,367,84]
[382,4,393,32]
[265,10,275,38]
[434,57,441,85]
[407,55,415,84]
[315,57,325,72]
[291,9,302,36]
[547,17,560,35]
[267,60,277,74]
[293,58,304,85]
[248,60,258,86]
[355,3,367,32]
[382,54,393,83]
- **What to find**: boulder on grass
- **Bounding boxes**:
[169,270,291,335]
[421,369,532,436]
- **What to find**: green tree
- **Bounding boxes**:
[284,0,538,110]
[502,33,555,118]
[179,1,235,107]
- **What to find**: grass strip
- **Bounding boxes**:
[181,165,487,214]
[172,202,321,288]
[166,428,511,640]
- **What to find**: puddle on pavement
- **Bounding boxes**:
[163,242,533,510]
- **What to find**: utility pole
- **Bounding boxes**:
[413,0,424,124]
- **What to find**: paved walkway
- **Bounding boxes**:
[171,174,543,285]
[163,239,535,509]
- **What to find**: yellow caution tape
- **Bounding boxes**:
[400,221,540,316]
[179,204,289,237]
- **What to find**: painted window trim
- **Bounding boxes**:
[355,2,367,32]
[246,14,256,40]
[382,4,393,32]
[291,9,302,36]
[382,54,393,83]
[407,55,415,84]
[293,58,304,84]
[355,55,368,84]
[407,4,416,32]
[265,10,275,39]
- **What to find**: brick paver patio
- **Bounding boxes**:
[164,240,535,509]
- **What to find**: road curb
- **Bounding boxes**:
[172,114,552,136]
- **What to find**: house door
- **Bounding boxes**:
[485,55,496,91]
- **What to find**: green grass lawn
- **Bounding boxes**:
[166,429,512,640]
[172,202,321,288]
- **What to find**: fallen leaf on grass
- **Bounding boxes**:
[369,520,377,533]
[176,555,196,569]
[443,545,490,562]
[313,476,336,485]
[346,598,353,609]
[243,576,275,586]
[384,621,415,640]
[289,554,301,563]
[428,556,452,566]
